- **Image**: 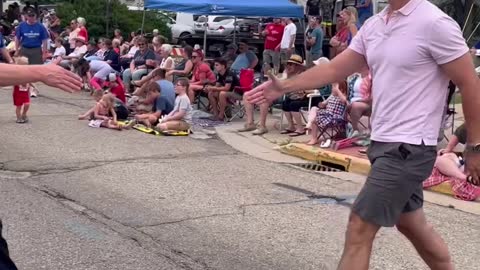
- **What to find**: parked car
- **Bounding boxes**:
[170,13,199,44]
[194,15,260,37]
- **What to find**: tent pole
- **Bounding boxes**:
[300,18,306,62]
[462,2,475,33]
[141,8,146,34]
[233,17,237,44]
[467,20,480,43]
[203,24,207,55]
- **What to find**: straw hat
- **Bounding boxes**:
[287,54,304,66]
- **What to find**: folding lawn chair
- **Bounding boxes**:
[194,85,210,111]
[316,116,348,142]
[224,68,255,122]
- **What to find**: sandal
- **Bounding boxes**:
[280,129,296,134]
[289,130,306,137]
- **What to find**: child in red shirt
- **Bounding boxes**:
[106,73,126,103]
[13,57,32,123]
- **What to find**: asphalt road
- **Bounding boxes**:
[0,86,478,270]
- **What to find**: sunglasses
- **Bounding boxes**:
[137,43,146,46]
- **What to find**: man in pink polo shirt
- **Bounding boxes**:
[246,0,480,269]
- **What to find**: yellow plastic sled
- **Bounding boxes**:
[118,121,190,136]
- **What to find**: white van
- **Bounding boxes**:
[171,13,198,43]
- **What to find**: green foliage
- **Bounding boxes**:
[55,0,171,42]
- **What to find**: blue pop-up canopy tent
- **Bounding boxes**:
[143,0,305,55]
[144,0,304,18]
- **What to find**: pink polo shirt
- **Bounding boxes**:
[349,0,469,145]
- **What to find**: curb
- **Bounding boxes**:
[215,125,308,164]
[278,143,370,175]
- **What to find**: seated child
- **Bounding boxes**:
[306,82,348,145]
[88,93,125,130]
[156,78,193,132]
[105,73,126,103]
[51,37,66,60]
[79,90,129,121]
[134,81,174,128]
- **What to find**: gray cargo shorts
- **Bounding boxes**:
[279,48,292,66]
[262,49,280,69]
[352,141,436,227]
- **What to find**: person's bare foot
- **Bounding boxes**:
[306,139,318,146]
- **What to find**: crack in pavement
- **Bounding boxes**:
[28,183,315,269]
[137,212,242,228]
[32,184,216,270]
[137,199,313,229]
[1,152,241,177]
[39,95,93,110]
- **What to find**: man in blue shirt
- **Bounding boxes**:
[0,33,14,64]
[15,7,48,64]
[306,16,324,67]
[356,0,373,26]
[230,41,258,76]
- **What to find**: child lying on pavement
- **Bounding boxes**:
[78,90,103,120]
[156,78,193,132]
[79,91,130,122]
[88,93,127,130]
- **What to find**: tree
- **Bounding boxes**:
[55,0,170,41]
[435,0,480,45]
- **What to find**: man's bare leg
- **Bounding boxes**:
[259,103,270,129]
[337,213,380,270]
[244,95,255,126]
[208,91,219,117]
[218,91,230,120]
[396,209,453,270]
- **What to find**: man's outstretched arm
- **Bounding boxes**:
[0,60,82,92]
[281,49,367,93]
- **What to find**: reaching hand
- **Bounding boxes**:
[40,58,82,93]
[465,152,480,186]
[245,73,284,105]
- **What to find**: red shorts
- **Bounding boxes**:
[13,89,30,106]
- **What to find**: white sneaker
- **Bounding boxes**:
[30,92,37,98]
[320,139,332,148]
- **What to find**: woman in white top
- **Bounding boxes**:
[347,68,371,134]
[133,44,174,86]
[74,59,114,90]
[68,19,80,53]
[159,44,174,69]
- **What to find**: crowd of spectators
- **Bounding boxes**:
[0,3,373,135]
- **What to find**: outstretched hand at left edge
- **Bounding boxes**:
[40,58,83,93]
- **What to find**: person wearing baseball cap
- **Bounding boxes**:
[221,43,237,68]
[230,40,258,76]
[14,6,49,65]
